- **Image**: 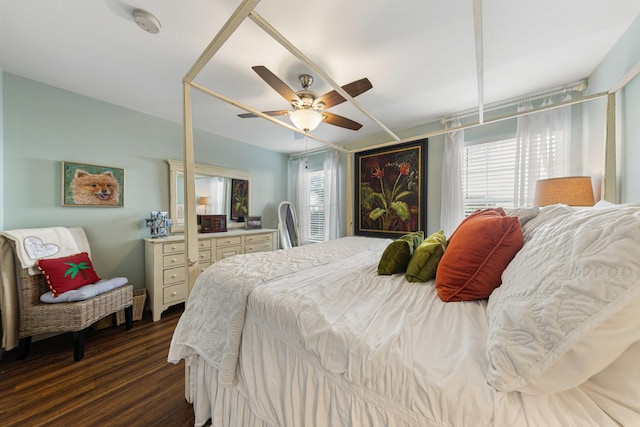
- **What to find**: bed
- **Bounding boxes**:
[169,202,640,426]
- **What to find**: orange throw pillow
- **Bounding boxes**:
[37,252,101,297]
[435,208,523,302]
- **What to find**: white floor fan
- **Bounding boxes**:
[278,201,300,249]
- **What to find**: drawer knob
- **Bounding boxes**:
[172,292,177,296]
[171,274,176,278]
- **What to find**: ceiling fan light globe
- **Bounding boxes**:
[290,109,323,132]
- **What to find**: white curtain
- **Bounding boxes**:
[440,119,465,236]
[514,96,572,207]
[323,151,340,241]
[209,177,226,214]
[292,159,309,245]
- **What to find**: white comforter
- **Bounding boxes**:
[169,236,391,386]
[170,236,628,426]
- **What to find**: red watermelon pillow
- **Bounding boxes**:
[37,252,101,296]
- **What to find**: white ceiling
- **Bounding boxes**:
[1,0,639,154]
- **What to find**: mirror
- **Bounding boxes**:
[168,159,252,232]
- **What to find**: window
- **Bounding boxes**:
[305,170,325,243]
[461,138,516,216]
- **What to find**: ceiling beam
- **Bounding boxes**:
[183,0,261,83]
[350,91,608,153]
[248,11,401,143]
[189,82,348,153]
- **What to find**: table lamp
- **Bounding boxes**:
[533,176,595,207]
[199,196,210,214]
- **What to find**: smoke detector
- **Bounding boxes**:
[133,9,161,34]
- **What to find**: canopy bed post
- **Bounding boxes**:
[346,152,353,236]
[181,0,261,294]
[602,60,640,203]
[182,82,199,294]
[603,93,617,202]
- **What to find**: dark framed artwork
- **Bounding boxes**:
[354,139,427,237]
[230,178,249,220]
[62,161,124,207]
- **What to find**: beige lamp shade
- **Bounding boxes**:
[533,176,595,207]
[198,196,210,206]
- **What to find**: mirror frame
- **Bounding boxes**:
[168,159,252,233]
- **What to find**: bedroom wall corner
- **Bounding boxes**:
[583,14,640,203]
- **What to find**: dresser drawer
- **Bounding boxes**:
[163,253,185,268]
[198,239,212,249]
[162,242,185,254]
[163,266,186,285]
[199,261,212,274]
[216,245,242,260]
[216,236,242,247]
[163,283,187,305]
[198,249,212,262]
[245,241,273,253]
[245,233,273,244]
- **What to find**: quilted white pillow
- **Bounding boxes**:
[486,204,640,394]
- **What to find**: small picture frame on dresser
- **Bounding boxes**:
[245,216,262,230]
[199,214,227,233]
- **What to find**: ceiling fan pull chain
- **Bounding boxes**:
[305,136,309,169]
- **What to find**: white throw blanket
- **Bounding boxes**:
[0,227,80,270]
[168,236,391,386]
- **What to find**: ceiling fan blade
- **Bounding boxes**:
[237,110,290,118]
[322,112,363,130]
[252,66,301,105]
[316,78,372,109]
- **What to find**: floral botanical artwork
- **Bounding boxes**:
[231,178,249,220]
[355,139,427,237]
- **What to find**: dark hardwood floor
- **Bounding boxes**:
[0,304,196,427]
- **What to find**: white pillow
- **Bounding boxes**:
[503,206,540,227]
[520,204,574,242]
[486,205,640,394]
[40,277,129,303]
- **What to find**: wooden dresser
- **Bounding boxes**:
[144,228,277,321]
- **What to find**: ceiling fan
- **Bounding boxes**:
[238,66,372,132]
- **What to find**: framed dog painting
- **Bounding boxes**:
[62,161,125,207]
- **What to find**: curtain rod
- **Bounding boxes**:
[289,145,341,159]
[441,79,587,124]
[351,90,607,154]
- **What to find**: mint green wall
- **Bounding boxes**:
[0,68,4,231]
[2,73,288,287]
[583,15,640,202]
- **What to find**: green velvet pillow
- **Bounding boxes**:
[405,230,447,282]
[377,231,424,275]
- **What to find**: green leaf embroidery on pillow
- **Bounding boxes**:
[64,261,91,280]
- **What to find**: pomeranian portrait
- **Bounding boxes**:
[70,169,121,206]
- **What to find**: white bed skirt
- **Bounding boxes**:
[190,316,487,427]
[190,357,271,427]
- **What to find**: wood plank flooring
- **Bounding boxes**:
[0,305,196,427]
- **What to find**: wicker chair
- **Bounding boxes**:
[12,235,133,361]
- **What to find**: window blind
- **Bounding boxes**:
[462,138,517,216]
[306,170,325,243]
